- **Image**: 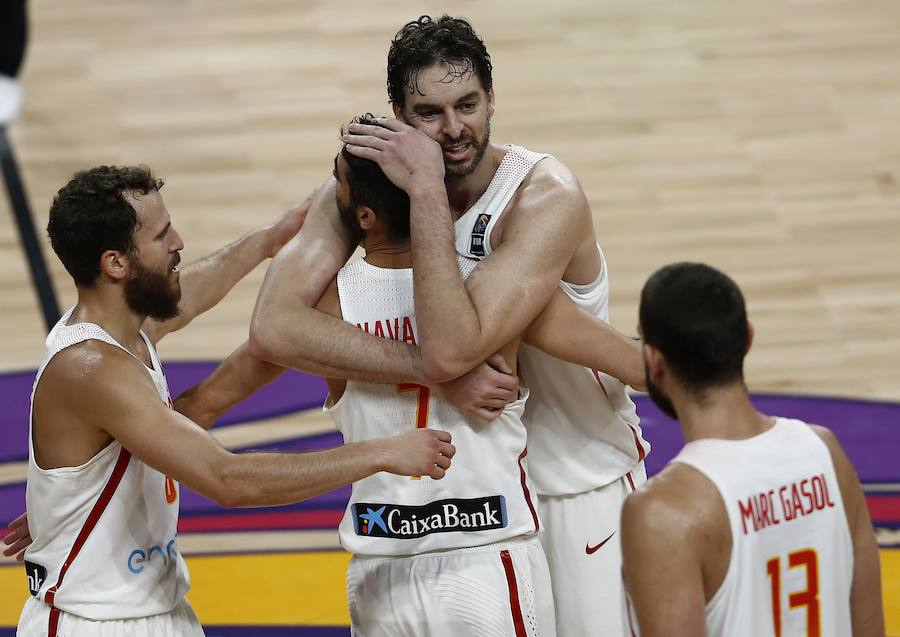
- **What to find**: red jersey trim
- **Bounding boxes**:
[517,447,540,533]
[500,549,528,637]
[45,447,132,634]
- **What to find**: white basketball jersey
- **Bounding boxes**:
[327,257,541,556]
[630,418,853,636]
[23,309,190,620]
[454,144,649,496]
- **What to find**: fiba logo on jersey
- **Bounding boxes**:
[24,560,47,596]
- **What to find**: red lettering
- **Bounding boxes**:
[821,474,836,508]
[791,483,804,519]
[768,490,780,525]
[374,321,385,338]
[357,322,369,333]
[800,479,814,514]
[779,486,793,521]
[385,317,400,341]
[739,498,756,535]
[402,317,417,346]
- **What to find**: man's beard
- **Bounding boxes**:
[645,368,679,421]
[124,255,181,321]
[443,117,491,180]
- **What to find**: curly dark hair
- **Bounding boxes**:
[47,165,163,287]
[338,115,411,242]
[387,15,493,109]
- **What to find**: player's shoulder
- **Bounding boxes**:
[508,154,590,228]
[520,155,584,199]
[623,463,724,541]
[42,339,147,389]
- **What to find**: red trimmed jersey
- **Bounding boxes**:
[453,144,649,496]
[22,309,190,619]
[327,257,541,556]
[629,418,853,636]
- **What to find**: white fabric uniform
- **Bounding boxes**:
[19,309,201,637]
[454,144,650,635]
[625,418,853,636]
[327,257,555,636]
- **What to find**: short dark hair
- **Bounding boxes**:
[339,115,410,242]
[639,262,749,391]
[387,15,493,109]
[47,165,163,287]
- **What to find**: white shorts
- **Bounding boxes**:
[347,536,556,637]
[537,463,646,637]
[17,596,204,637]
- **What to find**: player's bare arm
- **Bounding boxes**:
[34,342,456,507]
[143,193,312,345]
[343,119,594,381]
[248,178,519,416]
[524,288,645,390]
[249,180,432,383]
[173,341,287,430]
[810,425,885,636]
[621,465,728,636]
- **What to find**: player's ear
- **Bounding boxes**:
[487,88,495,119]
[100,249,129,282]
[642,343,664,382]
[745,321,754,355]
[392,102,403,120]
[356,207,376,232]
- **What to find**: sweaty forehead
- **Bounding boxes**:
[407,61,481,100]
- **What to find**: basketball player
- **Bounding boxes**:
[179,116,648,634]
[249,16,647,635]
[17,165,456,637]
[621,262,884,636]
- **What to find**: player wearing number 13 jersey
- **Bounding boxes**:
[621,263,884,637]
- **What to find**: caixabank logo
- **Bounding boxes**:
[353,496,508,539]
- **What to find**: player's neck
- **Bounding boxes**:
[362,236,412,269]
[675,383,775,443]
[70,286,146,347]
[444,143,505,217]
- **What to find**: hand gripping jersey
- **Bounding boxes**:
[627,418,853,636]
[454,144,649,496]
[326,257,541,556]
[23,309,190,622]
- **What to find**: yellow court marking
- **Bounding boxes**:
[883,548,900,637]
[185,551,352,625]
[1,549,897,630]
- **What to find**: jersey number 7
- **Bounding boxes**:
[397,384,431,480]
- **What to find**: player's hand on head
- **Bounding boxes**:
[343,118,444,194]
[267,188,316,257]
[382,428,455,479]
[2,512,31,562]
[438,353,519,421]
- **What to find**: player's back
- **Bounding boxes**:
[326,256,541,556]
[671,417,853,636]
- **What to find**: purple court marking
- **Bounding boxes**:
[0,362,328,463]
[1,360,898,530]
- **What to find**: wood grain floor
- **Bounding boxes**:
[2,0,899,403]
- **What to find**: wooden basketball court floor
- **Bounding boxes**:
[0,0,898,634]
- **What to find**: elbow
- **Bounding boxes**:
[248,318,278,364]
[205,453,252,508]
[421,350,473,384]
